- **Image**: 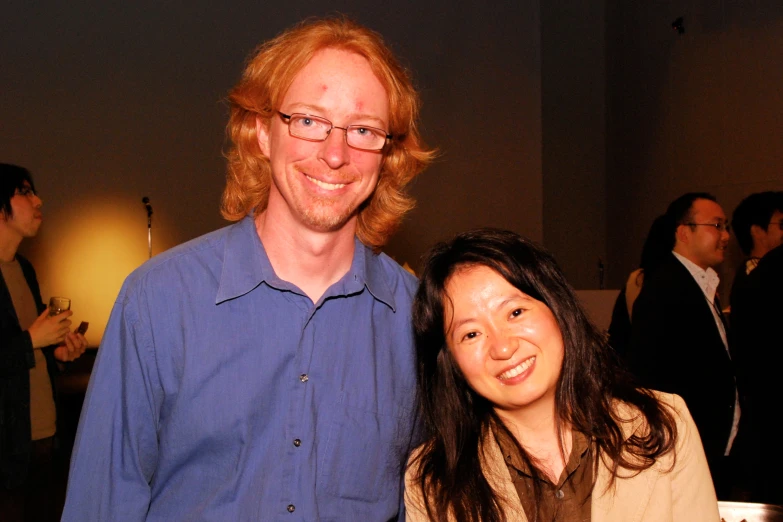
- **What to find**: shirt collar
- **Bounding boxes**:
[215,216,269,304]
[342,238,397,312]
[215,215,397,311]
[672,251,720,302]
[493,424,590,483]
[745,257,760,275]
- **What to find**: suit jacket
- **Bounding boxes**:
[405,393,719,522]
[628,253,736,473]
[728,259,754,316]
[608,286,631,359]
[0,254,56,490]
[731,244,783,394]
[729,244,783,502]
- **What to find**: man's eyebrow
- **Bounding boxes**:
[347,113,388,128]
[284,103,388,127]
[285,103,326,115]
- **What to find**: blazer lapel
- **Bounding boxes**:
[482,404,662,522]
[481,431,529,522]
[0,268,20,324]
[592,455,658,522]
[592,400,661,522]
[669,256,728,350]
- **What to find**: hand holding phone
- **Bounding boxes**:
[75,321,89,336]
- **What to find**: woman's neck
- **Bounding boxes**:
[496,403,572,483]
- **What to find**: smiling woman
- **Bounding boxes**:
[405,228,720,522]
[443,265,564,431]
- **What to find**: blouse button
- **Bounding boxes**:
[293,438,301,447]
[287,504,295,513]
[299,374,309,383]
[555,489,565,499]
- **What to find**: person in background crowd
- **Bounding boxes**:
[628,192,739,499]
[729,192,783,505]
[406,228,718,522]
[0,163,88,522]
[728,191,783,310]
[63,17,434,521]
[607,214,672,359]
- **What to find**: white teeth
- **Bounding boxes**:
[306,175,345,190]
[499,357,536,380]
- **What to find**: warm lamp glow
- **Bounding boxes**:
[31,197,176,347]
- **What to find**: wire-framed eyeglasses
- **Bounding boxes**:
[684,222,731,233]
[278,112,391,152]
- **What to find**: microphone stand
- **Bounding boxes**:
[598,257,605,290]
[143,197,153,259]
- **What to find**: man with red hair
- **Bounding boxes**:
[64,17,433,521]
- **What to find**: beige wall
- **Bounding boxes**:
[386,3,543,270]
[541,0,607,289]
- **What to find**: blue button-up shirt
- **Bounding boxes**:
[62,216,420,521]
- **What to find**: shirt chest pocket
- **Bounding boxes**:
[316,394,409,505]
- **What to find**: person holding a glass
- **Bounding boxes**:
[0,163,88,521]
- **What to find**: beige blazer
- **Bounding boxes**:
[405,392,719,522]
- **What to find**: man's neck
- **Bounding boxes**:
[749,246,767,259]
[0,232,21,263]
[672,246,709,271]
[254,211,357,303]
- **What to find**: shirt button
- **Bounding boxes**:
[555,489,565,499]
[299,374,308,383]
[293,438,301,447]
[287,504,295,513]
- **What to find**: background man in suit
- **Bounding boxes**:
[628,192,739,499]
[0,163,87,521]
[730,232,783,504]
[729,191,783,309]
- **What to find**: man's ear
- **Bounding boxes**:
[675,223,688,245]
[749,223,770,251]
[256,115,270,157]
[749,223,765,241]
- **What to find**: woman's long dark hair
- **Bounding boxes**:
[637,214,675,282]
[410,228,677,522]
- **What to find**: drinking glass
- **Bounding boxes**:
[49,296,71,316]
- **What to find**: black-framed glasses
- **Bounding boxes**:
[278,112,391,152]
[15,186,37,198]
[684,222,731,233]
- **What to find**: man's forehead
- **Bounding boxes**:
[281,48,389,121]
[693,199,726,219]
